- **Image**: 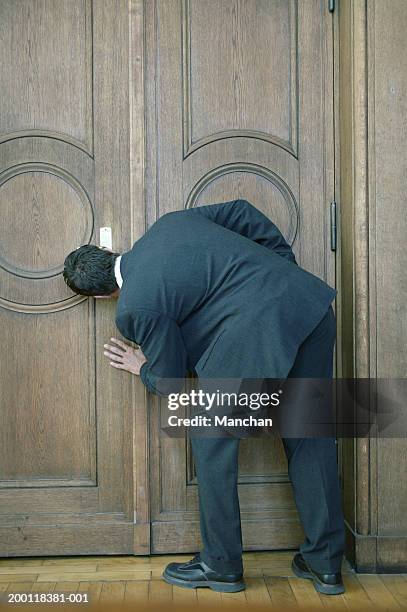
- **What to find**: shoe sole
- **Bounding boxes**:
[162,571,246,593]
[291,560,345,595]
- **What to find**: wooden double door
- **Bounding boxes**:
[0,0,337,556]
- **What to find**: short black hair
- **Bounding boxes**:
[63,245,120,296]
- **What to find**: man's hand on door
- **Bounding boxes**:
[103,337,147,375]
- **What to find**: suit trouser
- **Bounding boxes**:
[190,305,346,575]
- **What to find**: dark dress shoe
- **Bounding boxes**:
[292,553,345,595]
[163,554,245,592]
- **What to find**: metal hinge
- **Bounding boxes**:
[328,0,335,12]
[330,201,337,251]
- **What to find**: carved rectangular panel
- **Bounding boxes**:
[183,0,297,157]
[0,0,93,153]
[0,302,96,486]
[368,0,407,538]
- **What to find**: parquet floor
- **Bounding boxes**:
[0,551,406,609]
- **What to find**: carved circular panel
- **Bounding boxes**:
[0,163,94,312]
[185,163,298,245]
[0,163,93,278]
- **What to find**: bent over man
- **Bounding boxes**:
[63,200,346,595]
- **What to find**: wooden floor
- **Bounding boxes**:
[0,551,406,609]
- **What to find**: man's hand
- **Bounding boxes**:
[103,337,147,375]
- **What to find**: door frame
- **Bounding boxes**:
[335,0,407,572]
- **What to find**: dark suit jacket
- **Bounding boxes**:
[115,200,336,395]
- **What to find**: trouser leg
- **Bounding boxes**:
[282,305,345,573]
[189,306,345,576]
[190,436,243,575]
[282,437,345,573]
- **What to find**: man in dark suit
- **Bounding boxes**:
[63,199,345,595]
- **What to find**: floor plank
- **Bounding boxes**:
[124,580,149,603]
[78,581,103,605]
[0,574,38,583]
[0,563,97,575]
[342,574,382,609]
[288,576,324,608]
[243,551,294,562]
[265,576,298,608]
[151,566,168,579]
[247,559,295,577]
[149,555,192,565]
[244,577,272,605]
[244,567,265,578]
[36,570,151,582]
[94,556,151,566]
[220,589,247,606]
[356,574,401,609]
[30,582,55,592]
[54,581,79,593]
[379,574,407,608]
[148,579,173,603]
[42,558,111,567]
[97,561,152,571]
[99,581,126,604]
[0,559,43,567]
[319,591,349,608]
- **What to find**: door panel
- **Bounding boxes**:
[145,0,335,552]
[0,0,136,555]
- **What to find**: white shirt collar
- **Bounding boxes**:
[114,255,123,288]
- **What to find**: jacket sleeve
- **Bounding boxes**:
[191,199,297,263]
[115,308,188,396]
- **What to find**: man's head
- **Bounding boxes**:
[63,244,120,297]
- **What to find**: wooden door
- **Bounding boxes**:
[0,1,138,555]
[144,0,336,553]
[0,0,336,558]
